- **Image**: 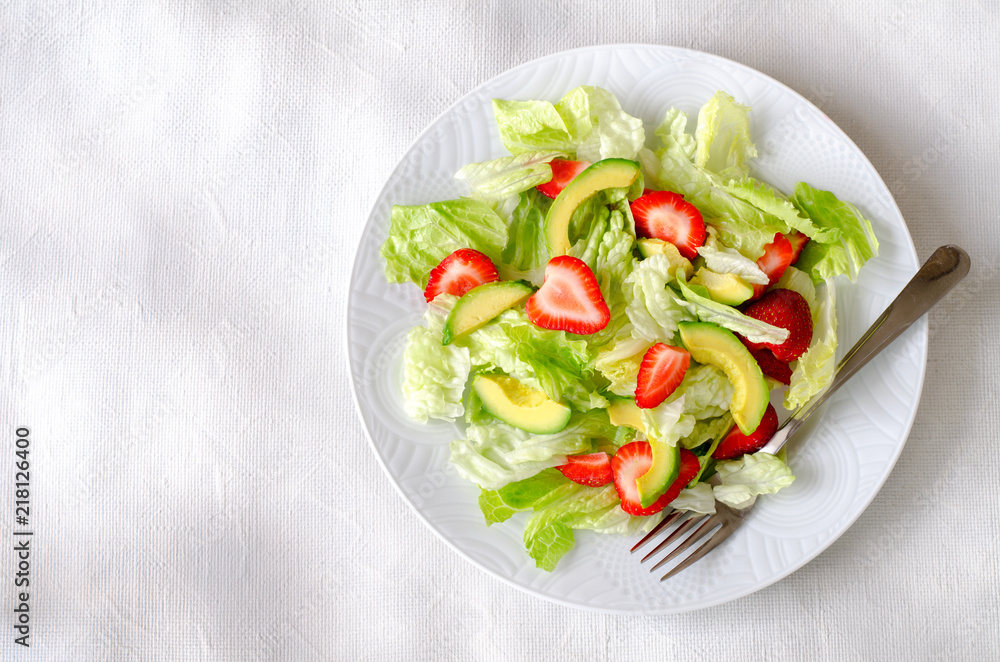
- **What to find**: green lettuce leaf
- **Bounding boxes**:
[401,295,472,423]
[382,198,508,287]
[450,410,615,490]
[675,273,789,345]
[593,332,648,397]
[655,107,696,160]
[670,482,717,515]
[785,279,838,410]
[791,183,879,282]
[492,86,645,161]
[501,188,550,278]
[624,254,696,343]
[713,452,796,510]
[478,468,569,525]
[697,230,769,284]
[587,204,637,347]
[455,150,565,201]
[457,308,606,411]
[694,91,757,181]
[640,395,695,447]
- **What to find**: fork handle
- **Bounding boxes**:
[759,244,970,455]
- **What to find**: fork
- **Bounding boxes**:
[632,244,971,581]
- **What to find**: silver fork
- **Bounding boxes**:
[632,244,971,581]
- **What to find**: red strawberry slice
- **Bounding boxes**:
[713,403,779,460]
[630,190,706,260]
[556,451,614,487]
[526,255,610,334]
[635,343,691,409]
[536,159,591,199]
[750,233,795,299]
[786,231,810,264]
[424,248,500,302]
[612,442,701,516]
[749,347,792,385]
[741,288,813,362]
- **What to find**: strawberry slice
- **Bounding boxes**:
[750,233,795,299]
[526,255,610,334]
[612,442,700,516]
[556,452,613,487]
[741,288,814,362]
[635,343,691,409]
[424,249,500,302]
[786,231,810,264]
[630,190,706,260]
[749,347,792,385]
[536,159,591,199]
[713,403,779,460]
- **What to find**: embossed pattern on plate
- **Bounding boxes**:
[346,45,925,613]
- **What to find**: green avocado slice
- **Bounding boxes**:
[678,321,769,434]
[442,281,533,345]
[544,158,640,257]
[472,374,571,434]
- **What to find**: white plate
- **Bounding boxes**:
[346,44,925,613]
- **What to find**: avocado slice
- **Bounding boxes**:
[636,438,681,507]
[677,321,769,435]
[690,268,753,306]
[636,238,695,279]
[472,374,571,434]
[607,396,646,433]
[544,158,640,257]
[442,281,533,345]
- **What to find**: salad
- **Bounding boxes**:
[380,87,878,572]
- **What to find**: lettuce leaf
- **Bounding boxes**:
[455,151,565,201]
[694,91,757,181]
[458,308,606,411]
[675,273,789,345]
[450,410,615,490]
[713,452,796,510]
[382,198,508,287]
[401,295,471,423]
[492,86,645,161]
[624,254,696,343]
[655,107,696,160]
[478,468,569,525]
[785,279,838,410]
[670,482,717,515]
[501,188,550,279]
[791,183,879,282]
[697,230,769,284]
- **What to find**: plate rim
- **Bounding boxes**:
[345,43,927,614]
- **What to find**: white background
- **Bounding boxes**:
[2,1,998,660]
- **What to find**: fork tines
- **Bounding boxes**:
[630,508,730,581]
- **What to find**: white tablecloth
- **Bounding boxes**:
[3,1,998,659]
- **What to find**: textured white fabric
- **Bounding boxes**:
[2,1,998,660]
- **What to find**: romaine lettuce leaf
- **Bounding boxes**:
[791,183,879,282]
[478,468,569,525]
[501,188,550,279]
[624,254,696,343]
[670,482,717,515]
[694,91,757,181]
[450,410,615,490]
[712,452,796,510]
[655,107,696,160]
[455,150,565,201]
[785,279,838,410]
[382,198,508,287]
[492,86,645,161]
[675,273,789,345]
[639,395,694,447]
[697,230,769,284]
[458,308,606,411]
[401,295,471,423]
